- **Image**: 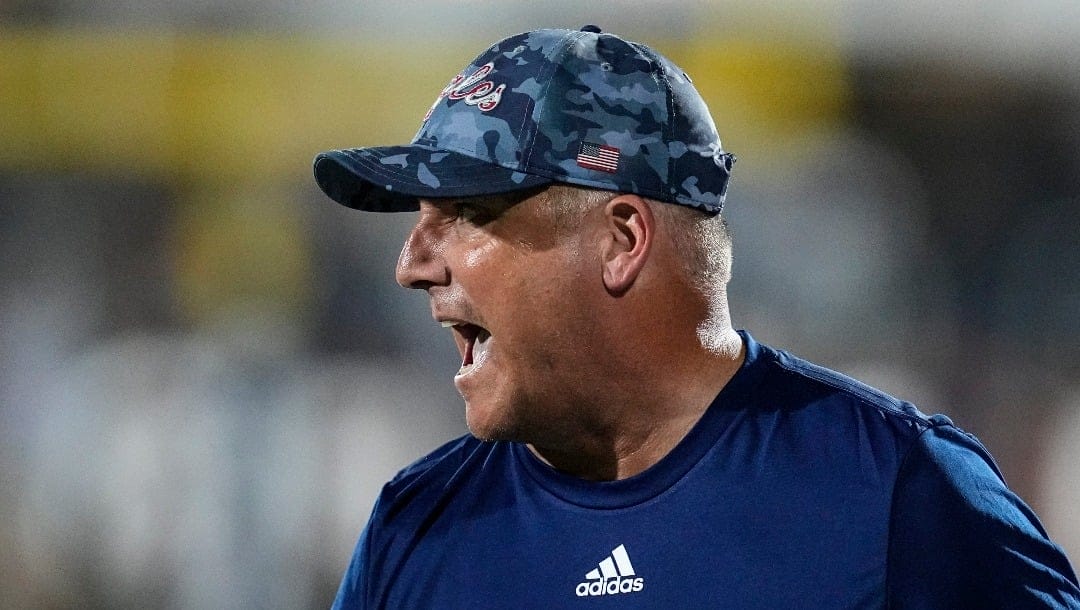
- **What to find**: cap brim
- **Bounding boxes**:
[313,144,551,212]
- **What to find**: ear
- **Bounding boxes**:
[600,194,654,296]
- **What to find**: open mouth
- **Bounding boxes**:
[441,321,492,374]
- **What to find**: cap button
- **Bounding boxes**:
[580,25,602,33]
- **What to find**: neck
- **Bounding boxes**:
[527,326,744,481]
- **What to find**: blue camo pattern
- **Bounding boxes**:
[316,28,735,214]
[415,29,733,212]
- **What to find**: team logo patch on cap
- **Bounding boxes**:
[576,142,620,173]
[423,62,505,121]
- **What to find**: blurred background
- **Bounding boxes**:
[2,1,1079,607]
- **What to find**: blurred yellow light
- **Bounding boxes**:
[0,28,473,183]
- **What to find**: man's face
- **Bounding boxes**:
[395,188,599,441]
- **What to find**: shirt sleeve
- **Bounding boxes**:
[887,419,1080,608]
[331,500,379,610]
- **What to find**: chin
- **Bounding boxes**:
[464,400,519,442]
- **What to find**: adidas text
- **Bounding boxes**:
[575,577,645,597]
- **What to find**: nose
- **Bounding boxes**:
[396,207,449,290]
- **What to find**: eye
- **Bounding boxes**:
[455,202,493,225]
[453,201,498,225]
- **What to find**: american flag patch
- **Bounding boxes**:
[576,142,620,173]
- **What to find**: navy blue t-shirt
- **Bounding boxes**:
[333,332,1080,608]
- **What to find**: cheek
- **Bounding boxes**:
[511,274,591,368]
[462,237,498,270]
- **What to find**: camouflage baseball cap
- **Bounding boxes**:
[313,25,735,214]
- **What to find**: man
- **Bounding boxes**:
[313,26,1079,608]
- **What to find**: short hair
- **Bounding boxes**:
[544,185,734,296]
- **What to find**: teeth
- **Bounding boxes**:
[456,329,490,377]
[440,321,456,328]
[472,330,491,363]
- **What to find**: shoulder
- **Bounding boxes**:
[746,338,934,454]
[378,434,493,509]
[387,433,485,486]
[762,341,929,427]
[366,433,524,539]
[745,337,1079,603]
[705,335,943,500]
[886,422,1080,605]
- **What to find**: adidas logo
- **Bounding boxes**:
[574,544,645,597]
